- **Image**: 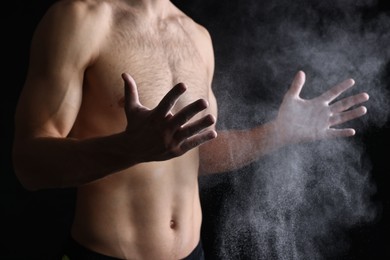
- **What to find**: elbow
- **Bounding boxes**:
[12,150,42,191]
[13,150,70,191]
[13,170,40,191]
[12,163,41,191]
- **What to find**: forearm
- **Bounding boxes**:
[13,132,138,190]
[199,120,288,174]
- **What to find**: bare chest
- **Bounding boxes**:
[85,23,210,113]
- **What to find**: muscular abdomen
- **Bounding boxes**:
[71,150,202,259]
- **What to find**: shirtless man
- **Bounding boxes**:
[12,0,370,259]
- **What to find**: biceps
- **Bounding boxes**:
[15,74,83,138]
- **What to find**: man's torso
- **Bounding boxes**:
[66,1,213,259]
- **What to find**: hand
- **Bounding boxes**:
[121,73,217,162]
[275,71,369,144]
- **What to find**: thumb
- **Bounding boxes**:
[287,70,306,98]
[122,73,141,110]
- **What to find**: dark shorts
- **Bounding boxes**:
[62,236,205,260]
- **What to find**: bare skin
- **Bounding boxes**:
[12,0,369,259]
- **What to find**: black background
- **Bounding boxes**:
[1,0,389,259]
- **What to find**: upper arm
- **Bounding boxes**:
[194,24,218,123]
[14,1,111,140]
[194,24,219,172]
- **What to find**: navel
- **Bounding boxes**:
[170,220,177,229]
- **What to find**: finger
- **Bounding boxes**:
[325,128,356,138]
[155,83,187,117]
[319,78,355,103]
[329,106,367,126]
[122,73,140,110]
[330,92,369,113]
[174,114,216,141]
[287,71,306,97]
[168,99,209,131]
[179,130,217,153]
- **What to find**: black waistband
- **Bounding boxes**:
[63,236,121,260]
[182,240,204,260]
[63,236,204,260]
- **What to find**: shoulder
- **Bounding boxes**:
[192,21,215,75]
[48,0,111,14]
[41,0,113,28]
[174,10,215,79]
[34,0,114,43]
[31,0,114,66]
[174,9,213,47]
[191,21,215,84]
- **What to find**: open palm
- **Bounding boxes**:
[275,71,369,144]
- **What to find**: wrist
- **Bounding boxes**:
[268,119,294,148]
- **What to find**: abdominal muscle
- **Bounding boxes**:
[71,150,202,260]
